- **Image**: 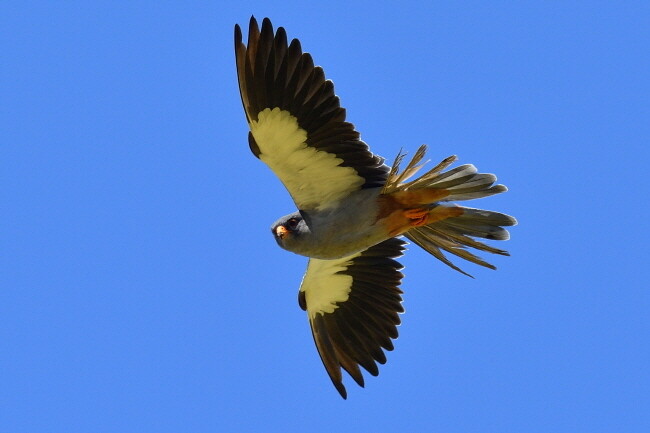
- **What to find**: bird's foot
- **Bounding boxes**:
[404,206,465,229]
[404,208,429,227]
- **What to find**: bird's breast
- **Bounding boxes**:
[298,189,390,259]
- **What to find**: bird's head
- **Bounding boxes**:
[271,211,311,253]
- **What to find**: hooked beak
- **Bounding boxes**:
[275,225,289,239]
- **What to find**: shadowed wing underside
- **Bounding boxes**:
[234,16,388,211]
[298,238,406,399]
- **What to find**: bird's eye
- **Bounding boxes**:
[287,218,299,229]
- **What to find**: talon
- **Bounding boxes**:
[412,216,428,226]
[404,208,430,227]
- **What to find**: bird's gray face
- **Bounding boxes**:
[271,212,310,252]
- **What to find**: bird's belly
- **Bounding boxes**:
[303,208,388,259]
[307,236,385,260]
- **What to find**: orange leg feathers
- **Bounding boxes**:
[378,191,464,237]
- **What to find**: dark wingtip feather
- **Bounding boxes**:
[234,24,242,47]
[247,16,260,47]
[260,17,274,38]
[335,382,347,399]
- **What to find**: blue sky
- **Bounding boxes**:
[2,1,649,432]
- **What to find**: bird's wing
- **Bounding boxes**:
[235,17,388,211]
[298,238,406,398]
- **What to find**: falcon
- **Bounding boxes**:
[234,17,516,399]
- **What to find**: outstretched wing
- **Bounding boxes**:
[298,238,406,398]
[234,17,388,211]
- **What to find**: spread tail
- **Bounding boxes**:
[382,145,517,277]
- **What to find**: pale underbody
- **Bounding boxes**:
[282,187,389,260]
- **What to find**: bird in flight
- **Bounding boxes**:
[234,16,516,399]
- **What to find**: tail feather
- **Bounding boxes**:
[406,207,517,276]
[440,207,515,240]
[383,146,507,202]
[406,225,498,277]
[426,224,510,256]
[427,164,477,187]
[406,229,477,277]
[445,184,507,201]
[382,145,517,276]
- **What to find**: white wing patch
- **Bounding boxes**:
[300,252,362,318]
[249,108,364,210]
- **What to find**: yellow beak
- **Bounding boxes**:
[275,225,289,239]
